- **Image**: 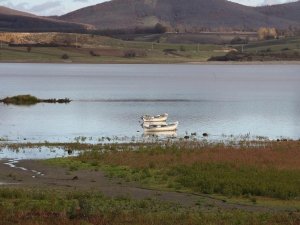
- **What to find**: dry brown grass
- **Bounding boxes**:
[87,141,300,170]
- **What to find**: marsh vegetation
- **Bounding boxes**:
[0,188,298,225]
[47,141,300,200]
[0,95,71,105]
[1,140,300,224]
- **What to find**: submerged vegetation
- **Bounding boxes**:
[0,95,71,105]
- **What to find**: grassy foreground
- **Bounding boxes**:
[0,188,299,225]
[48,141,300,200]
[1,140,300,224]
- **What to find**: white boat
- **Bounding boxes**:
[143,121,179,132]
[142,113,168,122]
[143,121,167,127]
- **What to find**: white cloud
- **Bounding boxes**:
[229,0,298,6]
[0,0,298,16]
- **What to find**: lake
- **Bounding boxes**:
[0,63,300,142]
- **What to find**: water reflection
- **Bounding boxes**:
[0,146,78,160]
[143,131,177,138]
[143,121,168,127]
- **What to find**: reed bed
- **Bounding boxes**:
[78,140,300,170]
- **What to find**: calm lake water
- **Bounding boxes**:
[0,63,300,142]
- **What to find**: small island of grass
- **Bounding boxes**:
[0,95,71,105]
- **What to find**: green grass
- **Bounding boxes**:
[56,160,300,200]
[1,32,300,63]
[46,141,300,200]
[170,163,300,199]
[0,32,225,63]
[0,45,222,63]
[234,37,300,54]
[0,188,298,225]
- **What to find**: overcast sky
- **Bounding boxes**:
[0,0,297,16]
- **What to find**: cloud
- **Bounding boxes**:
[73,0,90,2]
[0,1,30,12]
[29,1,61,12]
[0,0,65,15]
[29,1,67,15]
[1,0,298,16]
[262,0,286,5]
[229,0,297,6]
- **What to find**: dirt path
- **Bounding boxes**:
[0,159,288,212]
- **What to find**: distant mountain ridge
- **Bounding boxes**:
[256,1,300,25]
[0,6,94,32]
[60,0,300,32]
[1,0,300,33]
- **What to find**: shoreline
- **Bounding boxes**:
[0,60,300,65]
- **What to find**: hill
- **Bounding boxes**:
[60,0,300,32]
[256,1,300,25]
[0,6,34,16]
[0,6,94,32]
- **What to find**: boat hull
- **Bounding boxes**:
[143,121,167,127]
[142,113,168,122]
[143,122,178,132]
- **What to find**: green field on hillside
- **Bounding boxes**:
[0,32,300,63]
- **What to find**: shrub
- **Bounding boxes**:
[179,46,186,51]
[61,53,69,60]
[26,46,32,53]
[163,49,176,53]
[124,50,136,58]
[258,27,277,40]
[154,23,167,34]
[89,50,100,57]
[230,36,248,45]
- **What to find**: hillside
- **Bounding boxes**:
[0,6,94,32]
[0,6,34,16]
[60,0,300,32]
[256,1,300,25]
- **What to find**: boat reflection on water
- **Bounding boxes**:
[143,130,177,138]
